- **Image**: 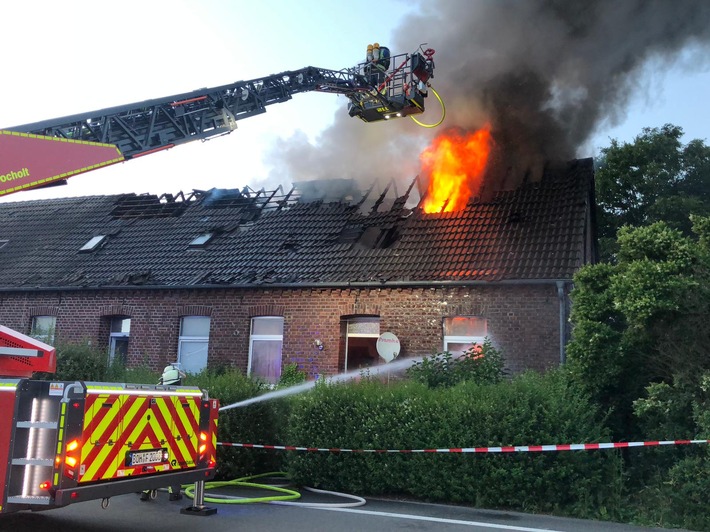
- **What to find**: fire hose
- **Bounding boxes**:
[181,471,366,508]
[410,86,445,128]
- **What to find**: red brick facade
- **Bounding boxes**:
[0,283,567,376]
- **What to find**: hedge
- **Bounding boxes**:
[283,370,623,518]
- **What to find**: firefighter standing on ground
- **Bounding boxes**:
[139,363,187,502]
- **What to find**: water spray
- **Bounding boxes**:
[219,356,421,412]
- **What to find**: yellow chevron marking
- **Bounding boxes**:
[170,397,200,464]
[174,397,199,437]
[89,396,122,445]
[78,391,206,482]
[81,395,124,480]
[81,437,116,481]
[154,398,183,463]
[123,397,159,451]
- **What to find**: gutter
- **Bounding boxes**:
[556,280,568,364]
[0,278,575,293]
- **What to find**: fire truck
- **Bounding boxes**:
[0,325,219,515]
[0,47,436,515]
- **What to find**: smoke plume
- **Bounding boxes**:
[267,0,710,198]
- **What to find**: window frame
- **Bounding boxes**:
[177,316,211,374]
[442,316,487,356]
[343,316,380,372]
[30,315,57,345]
[248,316,284,384]
[108,316,131,365]
[79,235,107,252]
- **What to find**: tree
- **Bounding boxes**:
[595,124,710,261]
[566,217,710,438]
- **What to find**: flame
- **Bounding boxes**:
[421,124,493,213]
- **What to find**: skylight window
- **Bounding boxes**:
[80,235,107,252]
[189,233,214,248]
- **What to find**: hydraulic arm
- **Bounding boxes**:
[3,48,435,161]
[0,48,434,196]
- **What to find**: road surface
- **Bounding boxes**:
[0,488,684,532]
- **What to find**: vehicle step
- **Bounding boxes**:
[11,458,54,466]
[15,421,58,429]
[6,495,51,505]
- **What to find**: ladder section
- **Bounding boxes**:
[6,381,62,505]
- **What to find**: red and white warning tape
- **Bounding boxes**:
[218,439,710,454]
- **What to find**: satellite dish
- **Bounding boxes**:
[376,332,400,363]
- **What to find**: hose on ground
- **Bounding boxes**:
[181,472,366,508]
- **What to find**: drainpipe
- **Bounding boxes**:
[556,281,566,365]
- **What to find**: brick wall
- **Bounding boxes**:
[0,283,564,376]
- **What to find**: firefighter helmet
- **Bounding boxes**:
[160,363,185,385]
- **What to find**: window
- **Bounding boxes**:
[108,317,130,365]
[178,316,210,374]
[248,317,284,384]
[189,233,214,248]
[80,235,107,252]
[443,316,487,356]
[31,316,56,345]
[342,317,380,372]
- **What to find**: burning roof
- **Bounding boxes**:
[0,159,595,289]
[265,0,710,207]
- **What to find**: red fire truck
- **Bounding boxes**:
[0,325,219,515]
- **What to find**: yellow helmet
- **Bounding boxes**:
[373,42,380,48]
[367,44,373,50]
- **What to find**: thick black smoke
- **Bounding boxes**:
[267,0,710,198]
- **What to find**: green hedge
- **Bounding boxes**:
[33,342,710,527]
[283,370,622,518]
[626,374,710,530]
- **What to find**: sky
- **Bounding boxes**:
[2,0,710,203]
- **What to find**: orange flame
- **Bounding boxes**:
[421,124,493,213]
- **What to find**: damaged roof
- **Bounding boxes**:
[0,158,595,289]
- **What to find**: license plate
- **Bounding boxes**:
[126,449,165,467]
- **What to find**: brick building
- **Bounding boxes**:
[0,158,596,381]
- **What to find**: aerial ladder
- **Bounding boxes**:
[0,47,436,516]
[0,46,436,196]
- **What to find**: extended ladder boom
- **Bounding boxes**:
[8,66,371,160]
[0,48,435,196]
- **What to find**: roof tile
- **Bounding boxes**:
[0,159,595,288]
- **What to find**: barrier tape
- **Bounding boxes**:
[217,439,710,454]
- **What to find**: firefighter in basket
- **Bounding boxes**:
[140,363,187,502]
[364,42,391,87]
